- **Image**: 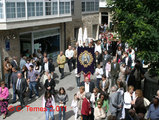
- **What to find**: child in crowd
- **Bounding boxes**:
[71,93,78,120]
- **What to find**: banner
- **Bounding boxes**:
[77,47,95,74]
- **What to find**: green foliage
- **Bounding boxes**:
[111,0,159,75]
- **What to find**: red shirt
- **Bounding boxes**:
[81,98,91,116]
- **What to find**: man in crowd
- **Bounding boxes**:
[80,77,95,93]
[122,52,132,68]
[103,50,111,74]
[72,47,77,70]
[42,57,55,77]
[3,57,12,88]
[111,58,120,87]
[11,56,19,70]
[147,96,159,120]
[10,67,18,103]
[20,56,26,71]
[65,46,74,72]
[16,73,27,108]
[27,65,40,99]
[57,51,66,79]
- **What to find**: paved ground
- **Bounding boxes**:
[1,65,97,120]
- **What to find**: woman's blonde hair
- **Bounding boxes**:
[128,85,134,92]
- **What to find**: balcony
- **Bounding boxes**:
[0,0,72,30]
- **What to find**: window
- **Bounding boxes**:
[82,2,85,12]
[59,2,64,14]
[17,2,25,18]
[36,2,43,16]
[27,2,35,17]
[0,3,3,19]
[6,2,16,18]
[71,1,74,15]
[52,2,58,15]
[95,2,99,11]
[45,2,51,15]
[90,2,94,11]
[65,2,70,14]
[86,2,91,11]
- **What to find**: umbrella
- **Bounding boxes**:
[78,27,83,47]
[83,27,88,46]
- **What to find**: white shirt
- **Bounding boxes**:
[16,78,21,90]
[85,82,90,93]
[125,57,129,66]
[95,68,103,78]
[90,93,100,108]
[124,91,136,109]
[44,62,49,72]
[65,49,74,58]
[14,60,18,66]
[95,44,102,54]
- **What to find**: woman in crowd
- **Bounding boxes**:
[42,90,55,120]
[56,87,68,120]
[99,75,109,94]
[44,74,56,95]
[118,63,127,83]
[105,60,111,78]
[77,86,85,119]
[34,60,42,90]
[96,93,109,115]
[94,100,106,120]
[116,46,122,63]
[81,92,92,120]
[132,89,146,116]
[124,86,136,120]
[90,88,100,119]
[0,81,9,119]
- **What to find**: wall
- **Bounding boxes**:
[82,13,99,38]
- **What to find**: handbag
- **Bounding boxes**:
[144,98,150,107]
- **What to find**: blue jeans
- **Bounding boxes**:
[29,81,39,98]
[76,77,80,87]
[12,84,16,102]
[45,107,54,120]
[96,78,102,89]
[59,106,66,120]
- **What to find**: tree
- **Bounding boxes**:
[108,0,159,75]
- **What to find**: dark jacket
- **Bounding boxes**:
[44,79,56,93]
[80,81,95,93]
[134,97,146,114]
[122,56,132,68]
[16,78,27,94]
[11,60,18,70]
[111,62,120,76]
[42,62,55,73]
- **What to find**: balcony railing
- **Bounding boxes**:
[0,0,72,22]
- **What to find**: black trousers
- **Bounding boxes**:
[82,115,89,120]
[72,58,76,69]
[67,58,73,72]
[17,90,25,106]
[59,67,64,78]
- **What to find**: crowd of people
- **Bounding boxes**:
[0,32,159,120]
